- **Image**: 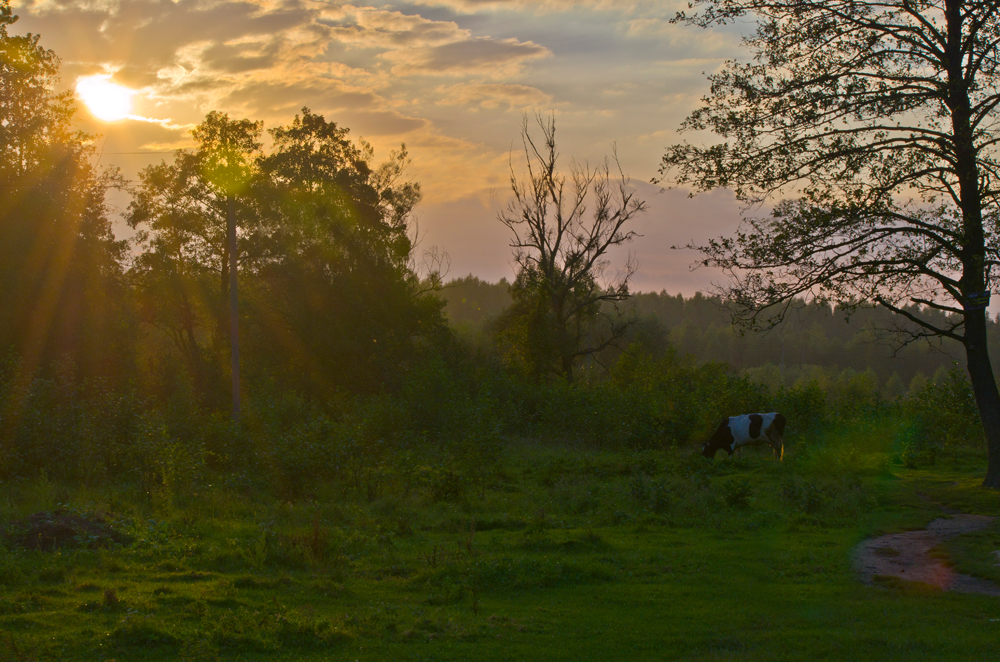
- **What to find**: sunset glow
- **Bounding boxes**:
[75,75,133,122]
[18,1,747,293]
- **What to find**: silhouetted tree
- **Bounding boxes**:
[127,113,264,408]
[497,115,646,382]
[252,108,441,395]
[661,0,1000,488]
[0,0,130,384]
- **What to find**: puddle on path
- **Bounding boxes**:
[854,515,1000,596]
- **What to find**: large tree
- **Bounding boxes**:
[130,108,439,399]
[0,0,129,384]
[497,115,646,383]
[659,0,1000,487]
[253,108,438,396]
[127,112,264,407]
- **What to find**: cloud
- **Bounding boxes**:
[435,82,551,109]
[112,0,318,67]
[625,17,673,36]
[386,37,549,76]
[402,0,690,13]
[80,116,193,152]
[221,78,382,118]
[320,5,550,77]
[201,39,285,74]
[322,5,465,49]
[338,109,430,136]
[16,0,321,70]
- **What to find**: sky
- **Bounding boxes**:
[11,0,752,294]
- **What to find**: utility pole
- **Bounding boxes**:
[228,194,240,422]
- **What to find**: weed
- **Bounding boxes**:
[109,613,179,650]
[801,482,827,514]
[649,479,673,514]
[628,473,650,502]
[1,633,38,662]
[722,478,753,509]
[465,520,476,556]
[103,588,121,609]
[469,577,481,616]
[179,636,219,662]
[553,476,599,515]
[35,568,64,584]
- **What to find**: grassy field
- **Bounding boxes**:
[1,419,999,662]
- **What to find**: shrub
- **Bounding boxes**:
[905,367,983,454]
[721,477,752,509]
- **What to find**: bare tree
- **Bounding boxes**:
[659,0,1000,487]
[498,114,647,382]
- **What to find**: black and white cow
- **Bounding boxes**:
[701,413,786,461]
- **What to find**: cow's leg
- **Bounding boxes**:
[766,432,783,461]
[771,436,783,461]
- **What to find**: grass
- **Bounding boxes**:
[1,420,999,661]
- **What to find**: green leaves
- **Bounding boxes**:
[662,1,1000,334]
[192,112,263,197]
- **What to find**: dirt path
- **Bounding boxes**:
[854,514,1000,595]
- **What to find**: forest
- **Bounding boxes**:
[443,275,1000,392]
[2,1,1000,660]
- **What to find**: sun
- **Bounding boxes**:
[76,75,134,122]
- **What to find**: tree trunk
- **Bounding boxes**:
[964,309,1000,488]
[217,226,231,354]
[221,242,229,299]
[945,1,999,487]
[562,353,574,384]
[228,195,240,422]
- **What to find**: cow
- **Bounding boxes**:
[701,412,785,461]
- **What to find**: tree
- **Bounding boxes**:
[0,0,129,384]
[259,108,414,275]
[658,0,1000,487]
[497,115,646,382]
[128,112,264,411]
[195,112,263,420]
[130,108,439,400]
[252,108,440,395]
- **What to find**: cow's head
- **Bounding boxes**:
[702,420,735,460]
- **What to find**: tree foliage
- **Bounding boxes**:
[127,107,440,400]
[251,109,439,395]
[660,0,1000,487]
[0,0,129,385]
[127,113,266,401]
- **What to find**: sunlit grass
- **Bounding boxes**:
[1,418,998,660]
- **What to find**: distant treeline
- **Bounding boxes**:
[440,275,991,392]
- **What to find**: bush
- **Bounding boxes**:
[721,477,753,509]
[905,367,983,454]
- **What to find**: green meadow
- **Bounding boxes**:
[4,1,1000,660]
[2,419,998,662]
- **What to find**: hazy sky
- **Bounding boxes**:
[12,0,751,293]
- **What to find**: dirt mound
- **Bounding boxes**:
[3,509,132,552]
[854,514,1000,596]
